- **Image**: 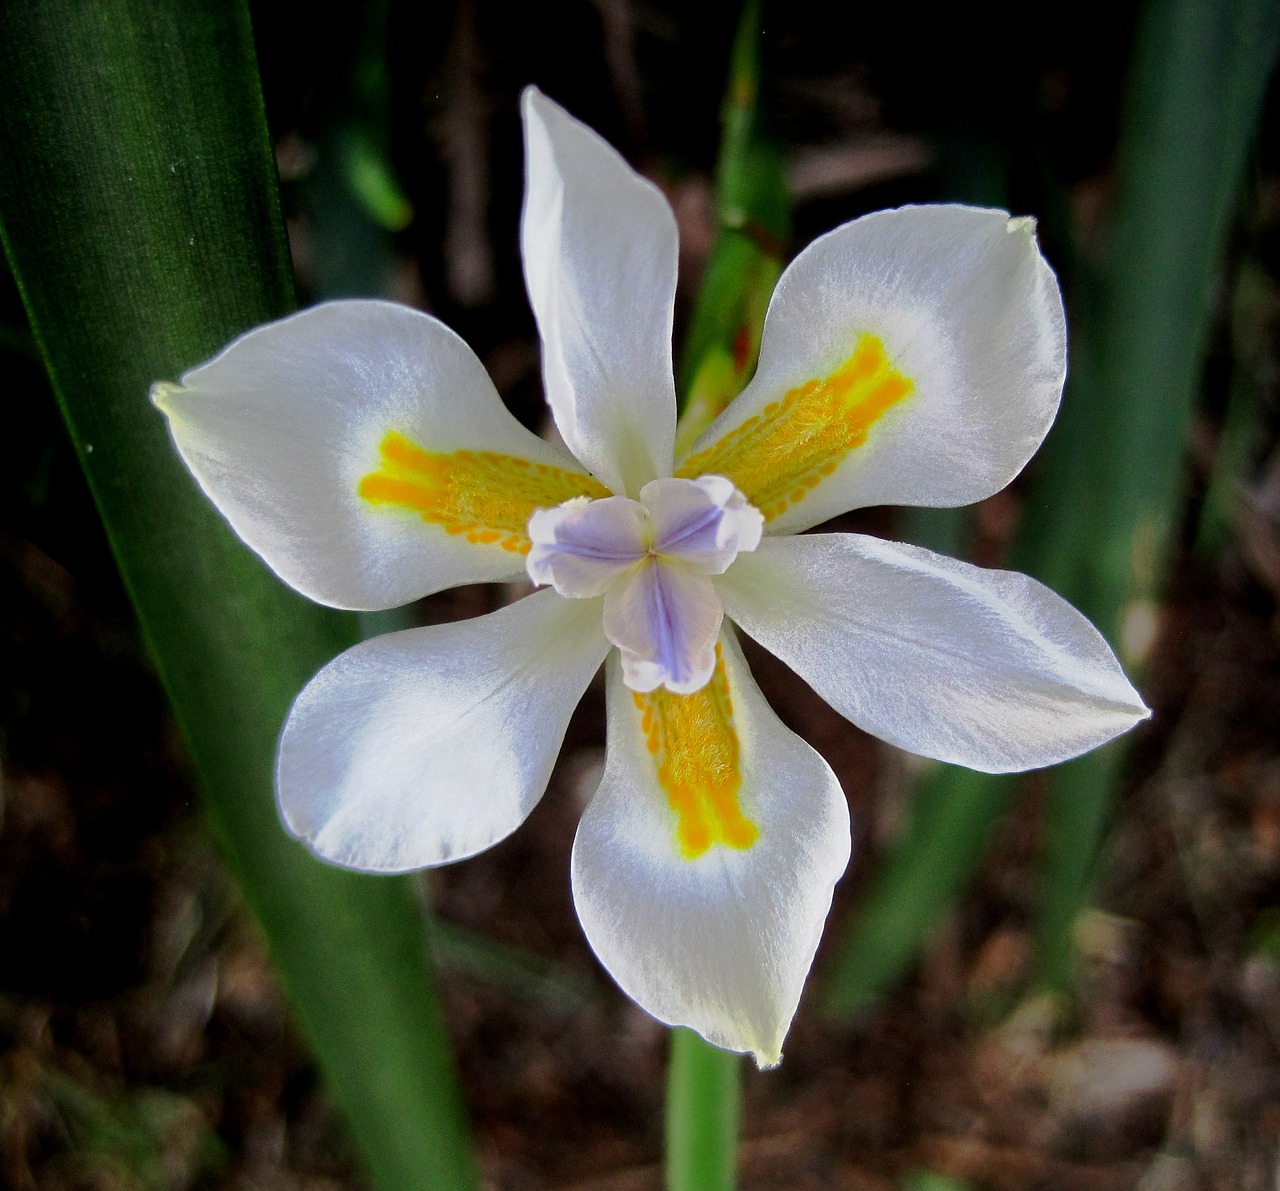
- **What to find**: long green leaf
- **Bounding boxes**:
[0,3,477,1188]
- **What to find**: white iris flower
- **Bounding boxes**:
[152,88,1148,1066]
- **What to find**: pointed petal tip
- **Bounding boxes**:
[753,1046,782,1071]
[149,380,183,411]
[696,1021,784,1070]
[1097,669,1152,734]
[1124,674,1153,721]
[680,1028,782,1070]
[521,83,548,112]
[520,84,567,136]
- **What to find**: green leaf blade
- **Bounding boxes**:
[0,3,477,1188]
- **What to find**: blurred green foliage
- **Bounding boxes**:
[827,0,1280,1016]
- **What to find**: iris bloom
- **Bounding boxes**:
[153,88,1148,1066]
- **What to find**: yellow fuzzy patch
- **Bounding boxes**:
[359,431,609,553]
[633,645,758,861]
[676,332,912,521]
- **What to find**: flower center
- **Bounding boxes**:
[526,475,763,694]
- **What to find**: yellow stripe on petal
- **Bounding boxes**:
[676,332,912,522]
[359,431,609,555]
[632,644,758,860]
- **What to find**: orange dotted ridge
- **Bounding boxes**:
[676,332,912,521]
[358,431,608,554]
[633,644,759,861]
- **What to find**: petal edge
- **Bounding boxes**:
[572,634,850,1065]
[684,206,1066,531]
[278,591,609,872]
[718,534,1149,773]
[521,87,678,496]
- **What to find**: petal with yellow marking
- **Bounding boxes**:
[718,533,1150,772]
[572,633,850,1067]
[629,644,758,857]
[153,300,601,611]
[682,205,1066,533]
[677,332,912,523]
[359,431,608,557]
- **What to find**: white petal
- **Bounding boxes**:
[277,590,609,872]
[153,300,600,610]
[572,637,851,1066]
[718,534,1150,773]
[603,561,723,695]
[641,475,763,573]
[682,206,1066,532]
[527,495,649,597]
[520,87,678,497]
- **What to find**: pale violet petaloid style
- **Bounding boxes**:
[527,475,763,694]
[151,86,1149,1066]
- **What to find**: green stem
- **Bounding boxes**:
[665,1029,742,1191]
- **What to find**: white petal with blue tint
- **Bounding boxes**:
[527,495,649,597]
[153,300,592,611]
[571,636,850,1067]
[603,561,723,695]
[718,534,1150,773]
[642,475,763,573]
[526,478,763,694]
[277,591,609,873]
[521,87,679,497]
[688,205,1066,532]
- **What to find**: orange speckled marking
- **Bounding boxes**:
[633,645,758,860]
[359,431,609,553]
[676,333,912,521]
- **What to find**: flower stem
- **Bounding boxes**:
[665,1029,742,1191]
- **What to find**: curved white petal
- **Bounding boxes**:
[153,300,598,610]
[572,637,850,1066]
[527,495,649,597]
[277,591,608,872]
[718,534,1150,773]
[683,206,1066,532]
[521,87,678,497]
[603,561,723,695]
